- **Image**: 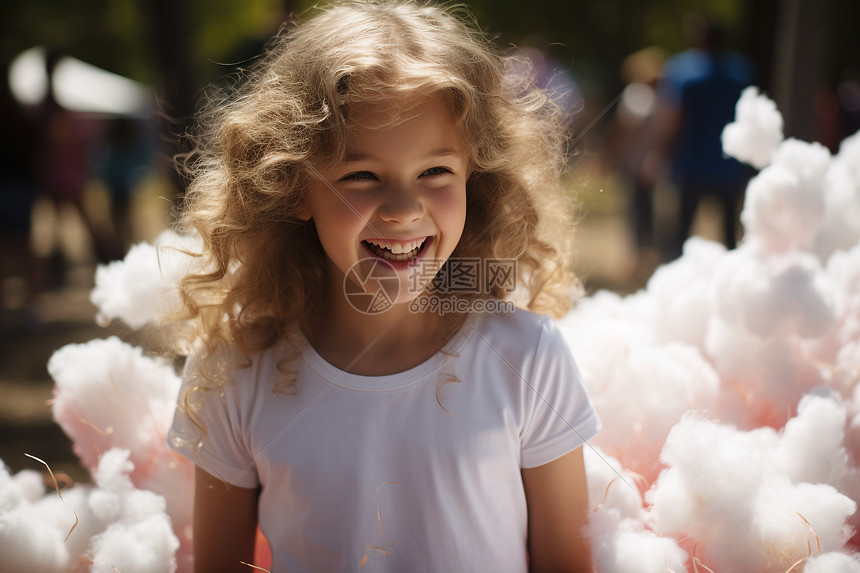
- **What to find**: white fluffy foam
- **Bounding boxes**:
[0,450,180,572]
[722,86,784,169]
[804,552,860,573]
[48,337,181,474]
[576,89,860,569]
[90,230,206,329]
[741,139,831,253]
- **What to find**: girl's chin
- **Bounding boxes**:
[338,255,441,315]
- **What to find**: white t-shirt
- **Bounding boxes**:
[169,308,600,572]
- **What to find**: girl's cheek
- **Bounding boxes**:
[333,192,375,218]
[428,183,465,203]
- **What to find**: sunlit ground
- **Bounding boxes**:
[570,155,729,292]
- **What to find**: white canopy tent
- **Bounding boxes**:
[8,46,152,115]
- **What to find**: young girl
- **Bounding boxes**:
[168,1,600,571]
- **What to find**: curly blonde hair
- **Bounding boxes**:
[174,0,581,385]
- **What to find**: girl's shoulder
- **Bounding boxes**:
[467,307,571,359]
[183,333,305,392]
[471,306,559,340]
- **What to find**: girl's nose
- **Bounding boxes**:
[377,186,425,223]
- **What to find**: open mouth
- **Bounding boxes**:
[362,237,431,262]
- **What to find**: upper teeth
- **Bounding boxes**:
[365,238,425,254]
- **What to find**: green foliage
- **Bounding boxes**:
[1,0,150,81]
[3,0,855,96]
[463,0,746,86]
[191,0,285,75]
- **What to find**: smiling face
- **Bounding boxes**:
[305,94,469,307]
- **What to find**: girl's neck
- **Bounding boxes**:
[304,286,464,376]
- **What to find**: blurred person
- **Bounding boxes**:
[515,40,582,126]
[0,46,41,329]
[606,46,667,274]
[654,13,755,260]
[94,117,154,255]
[836,71,860,139]
[37,50,113,283]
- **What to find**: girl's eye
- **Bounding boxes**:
[421,166,453,177]
[340,171,377,182]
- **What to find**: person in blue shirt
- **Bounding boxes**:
[656,14,756,259]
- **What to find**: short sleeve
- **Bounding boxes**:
[167,354,260,489]
[520,318,600,468]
